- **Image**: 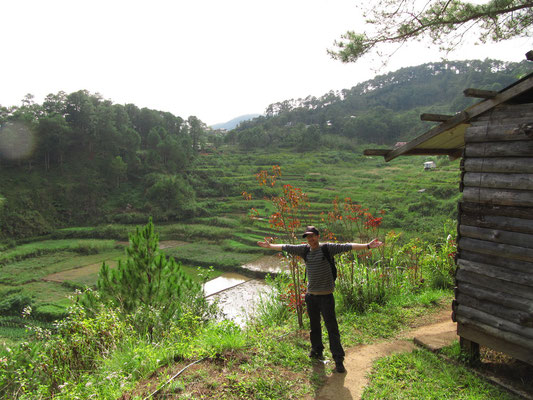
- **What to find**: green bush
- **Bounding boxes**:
[424,220,457,289]
[145,174,197,219]
[33,304,68,322]
[110,212,148,224]
[0,239,17,251]
[407,194,440,216]
[49,225,130,240]
[0,206,52,239]
[197,216,239,228]
[430,185,456,199]
[0,303,131,398]
[0,290,33,316]
[73,243,100,255]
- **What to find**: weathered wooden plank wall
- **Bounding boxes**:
[456,102,533,364]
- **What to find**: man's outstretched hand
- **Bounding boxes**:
[257,239,271,248]
[368,238,384,248]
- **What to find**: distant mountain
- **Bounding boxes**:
[210,114,261,130]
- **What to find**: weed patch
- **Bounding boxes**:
[362,348,520,400]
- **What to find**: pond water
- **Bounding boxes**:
[207,279,271,326]
[203,255,286,325]
[203,272,251,297]
[240,255,288,275]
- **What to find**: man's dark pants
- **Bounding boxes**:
[305,293,345,362]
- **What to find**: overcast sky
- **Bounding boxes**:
[1,0,531,126]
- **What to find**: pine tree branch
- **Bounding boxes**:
[330,0,533,63]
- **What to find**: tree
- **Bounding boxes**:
[187,115,206,150]
[112,104,141,159]
[94,101,120,157]
[109,155,127,188]
[95,219,204,336]
[159,134,187,171]
[37,114,70,170]
[329,0,533,63]
[147,126,163,150]
[65,90,96,153]
[42,91,67,116]
[145,174,196,219]
[244,166,309,328]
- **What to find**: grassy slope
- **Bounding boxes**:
[113,292,518,400]
[1,148,512,399]
[0,147,460,341]
[362,347,520,400]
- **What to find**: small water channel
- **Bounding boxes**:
[240,255,288,275]
[204,272,251,297]
[203,255,286,325]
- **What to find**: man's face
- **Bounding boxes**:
[305,233,319,248]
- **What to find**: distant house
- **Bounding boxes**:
[423,161,436,170]
[393,141,407,149]
[364,52,533,365]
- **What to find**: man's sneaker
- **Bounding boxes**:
[309,350,323,360]
[335,361,346,373]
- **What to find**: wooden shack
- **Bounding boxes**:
[365,55,533,364]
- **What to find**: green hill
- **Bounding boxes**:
[225,59,530,149]
[0,59,526,239]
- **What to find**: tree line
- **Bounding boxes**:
[0,90,208,174]
[0,90,210,238]
[225,59,530,150]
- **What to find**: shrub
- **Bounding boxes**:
[73,242,100,255]
[85,219,216,338]
[33,304,68,322]
[198,216,239,228]
[423,220,457,289]
[0,290,33,316]
[110,212,148,224]
[0,303,131,398]
[0,206,52,239]
[145,174,197,219]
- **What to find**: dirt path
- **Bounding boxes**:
[316,309,457,400]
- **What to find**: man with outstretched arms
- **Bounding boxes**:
[257,225,383,373]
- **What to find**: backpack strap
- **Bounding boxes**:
[321,244,337,281]
[321,243,331,263]
[303,244,311,262]
[302,245,310,282]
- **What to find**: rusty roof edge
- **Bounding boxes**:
[382,73,533,162]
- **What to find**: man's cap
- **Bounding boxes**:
[302,226,319,238]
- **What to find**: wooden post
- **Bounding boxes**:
[463,88,498,99]
[460,336,480,364]
[420,113,454,122]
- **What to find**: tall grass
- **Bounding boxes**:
[253,274,292,327]
[253,222,457,325]
[362,348,519,400]
[334,225,456,314]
